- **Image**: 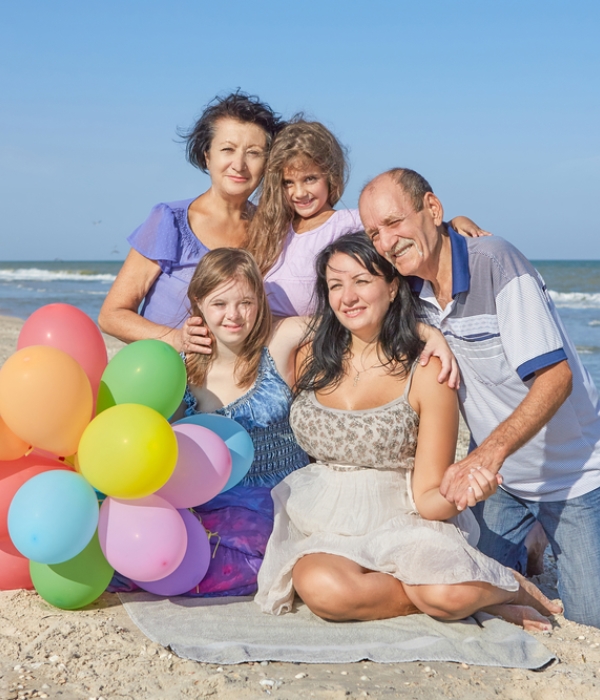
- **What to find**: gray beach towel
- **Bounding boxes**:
[119,592,555,669]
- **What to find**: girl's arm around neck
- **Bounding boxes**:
[408,359,461,521]
[268,316,310,387]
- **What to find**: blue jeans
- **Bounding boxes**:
[473,485,600,627]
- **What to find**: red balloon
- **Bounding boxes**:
[0,452,72,540]
[0,538,33,590]
[17,303,108,401]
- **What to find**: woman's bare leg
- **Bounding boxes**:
[403,570,561,631]
[292,553,419,620]
[293,553,561,631]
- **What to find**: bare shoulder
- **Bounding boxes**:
[409,357,457,413]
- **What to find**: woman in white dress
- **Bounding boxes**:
[255,232,562,631]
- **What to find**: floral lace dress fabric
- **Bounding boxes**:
[255,369,518,615]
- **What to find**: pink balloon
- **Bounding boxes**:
[17,304,108,401]
[132,509,211,596]
[98,495,187,582]
[156,424,232,508]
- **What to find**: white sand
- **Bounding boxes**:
[1,315,600,699]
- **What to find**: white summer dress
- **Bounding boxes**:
[255,365,519,615]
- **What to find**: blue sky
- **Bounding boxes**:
[1,0,599,260]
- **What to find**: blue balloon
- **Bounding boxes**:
[8,470,99,565]
[174,414,254,492]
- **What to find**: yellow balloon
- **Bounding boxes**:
[78,404,178,499]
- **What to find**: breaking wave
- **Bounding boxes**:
[0,268,116,283]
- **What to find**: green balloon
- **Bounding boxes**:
[96,339,186,418]
[30,532,114,610]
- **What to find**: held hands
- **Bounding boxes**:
[179,316,212,355]
[440,446,503,511]
[418,325,460,389]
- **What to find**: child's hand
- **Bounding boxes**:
[418,324,460,389]
[180,316,212,355]
[450,216,492,238]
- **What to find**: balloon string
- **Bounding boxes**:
[204,529,221,559]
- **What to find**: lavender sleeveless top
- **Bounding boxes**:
[128,201,363,324]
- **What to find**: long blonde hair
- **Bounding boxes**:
[246,118,349,275]
[186,249,272,389]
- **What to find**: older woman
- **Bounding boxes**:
[99,92,283,353]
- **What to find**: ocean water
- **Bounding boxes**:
[1,259,600,386]
[0,260,120,324]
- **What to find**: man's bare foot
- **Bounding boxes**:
[512,571,563,616]
[524,522,548,577]
[484,603,553,632]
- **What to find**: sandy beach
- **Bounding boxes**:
[2,314,600,699]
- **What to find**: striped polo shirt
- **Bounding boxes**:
[409,227,600,502]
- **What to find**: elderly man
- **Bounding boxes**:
[359,168,600,627]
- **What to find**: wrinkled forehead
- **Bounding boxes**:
[210,117,268,148]
[359,180,412,222]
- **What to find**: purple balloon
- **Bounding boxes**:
[156,424,232,508]
[132,509,211,596]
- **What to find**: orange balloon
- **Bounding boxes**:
[0,413,30,460]
[0,346,93,456]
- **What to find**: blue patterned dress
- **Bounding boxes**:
[183,347,309,596]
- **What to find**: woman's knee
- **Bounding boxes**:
[292,560,357,620]
[407,584,481,620]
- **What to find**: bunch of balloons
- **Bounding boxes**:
[0,304,254,608]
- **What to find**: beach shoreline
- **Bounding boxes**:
[2,315,600,699]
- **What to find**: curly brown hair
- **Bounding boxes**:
[246,118,349,275]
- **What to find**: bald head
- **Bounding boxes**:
[358,168,445,280]
[360,168,434,214]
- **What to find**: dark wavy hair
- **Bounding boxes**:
[296,232,424,393]
[180,90,284,172]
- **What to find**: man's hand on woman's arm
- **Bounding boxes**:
[440,360,573,510]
